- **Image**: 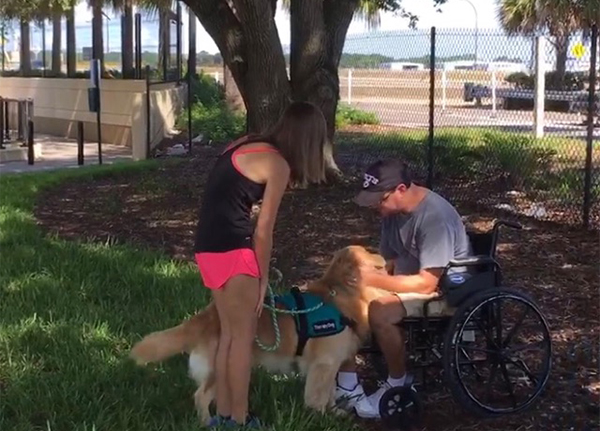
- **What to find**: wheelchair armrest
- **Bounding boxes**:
[447,255,496,267]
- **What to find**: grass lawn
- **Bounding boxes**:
[0,162,358,431]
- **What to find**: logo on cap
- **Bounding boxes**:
[363,173,379,189]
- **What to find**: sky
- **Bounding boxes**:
[25,0,504,54]
[3,0,595,67]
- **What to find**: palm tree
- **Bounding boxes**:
[120,0,134,78]
[51,9,61,74]
[496,0,583,88]
[26,0,77,77]
[0,0,41,75]
[65,2,76,76]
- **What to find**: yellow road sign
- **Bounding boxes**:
[572,42,586,59]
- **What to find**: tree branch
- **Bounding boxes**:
[324,0,360,68]
[228,0,291,131]
[185,0,249,100]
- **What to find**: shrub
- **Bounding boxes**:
[184,102,246,144]
[188,71,226,108]
[178,71,246,143]
[504,71,586,91]
[480,131,556,189]
[432,131,483,179]
[336,103,380,128]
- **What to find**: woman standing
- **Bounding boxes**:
[194,101,328,428]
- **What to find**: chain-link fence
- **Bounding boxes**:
[336,26,599,230]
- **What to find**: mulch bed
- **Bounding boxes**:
[33,142,599,431]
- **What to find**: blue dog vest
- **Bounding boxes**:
[275,287,348,356]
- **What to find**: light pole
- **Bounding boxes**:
[458,0,478,67]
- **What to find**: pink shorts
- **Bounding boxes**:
[195,248,261,290]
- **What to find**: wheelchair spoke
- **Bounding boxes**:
[506,340,548,354]
[484,361,500,402]
[458,347,485,381]
[447,289,552,416]
[504,357,539,385]
[457,343,496,354]
[499,359,518,408]
[501,306,531,348]
[474,319,499,349]
[494,300,503,345]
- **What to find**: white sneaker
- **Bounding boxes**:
[334,383,366,411]
[354,381,392,419]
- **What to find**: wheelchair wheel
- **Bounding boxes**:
[442,287,552,418]
[379,384,422,430]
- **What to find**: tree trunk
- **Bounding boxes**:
[289,0,359,178]
[158,11,171,79]
[51,12,62,75]
[184,0,359,183]
[20,20,31,76]
[187,0,290,134]
[92,1,104,72]
[121,3,134,79]
[554,34,569,90]
[66,8,76,77]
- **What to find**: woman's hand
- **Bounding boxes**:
[256,278,268,317]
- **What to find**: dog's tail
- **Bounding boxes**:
[129,304,218,365]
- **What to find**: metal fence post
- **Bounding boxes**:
[27,119,34,165]
[176,1,182,81]
[135,13,142,79]
[427,26,436,190]
[3,99,8,140]
[583,24,598,229]
[17,100,24,142]
[188,65,193,154]
[0,97,4,150]
[77,121,85,165]
[146,65,151,158]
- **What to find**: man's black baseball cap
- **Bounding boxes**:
[354,159,413,207]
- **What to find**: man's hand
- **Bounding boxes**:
[360,265,442,295]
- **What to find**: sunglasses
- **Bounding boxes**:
[378,189,395,205]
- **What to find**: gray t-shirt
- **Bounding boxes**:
[379,190,472,276]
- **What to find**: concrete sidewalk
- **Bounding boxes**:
[0,134,133,175]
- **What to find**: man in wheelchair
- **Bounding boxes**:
[335,159,473,419]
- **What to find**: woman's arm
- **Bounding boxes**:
[252,154,290,315]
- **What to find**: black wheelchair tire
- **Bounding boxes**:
[442,286,552,418]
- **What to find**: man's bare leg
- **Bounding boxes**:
[368,295,407,380]
[351,294,408,419]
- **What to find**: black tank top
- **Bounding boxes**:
[194,138,275,253]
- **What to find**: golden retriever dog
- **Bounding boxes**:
[129,245,389,424]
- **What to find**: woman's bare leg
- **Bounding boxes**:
[211,289,233,418]
[219,274,261,424]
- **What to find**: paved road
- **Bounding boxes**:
[351,100,600,140]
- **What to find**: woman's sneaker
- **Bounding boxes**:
[207,414,232,428]
[226,413,264,429]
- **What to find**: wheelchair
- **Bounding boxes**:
[358,219,553,430]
